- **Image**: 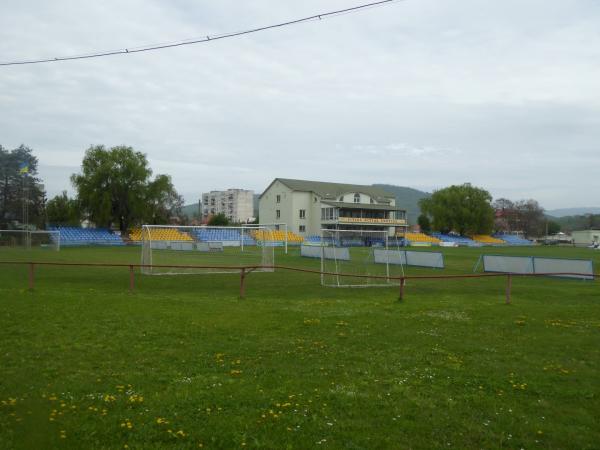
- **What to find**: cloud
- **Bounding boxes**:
[1,0,599,208]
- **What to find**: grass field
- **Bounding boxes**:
[0,245,599,449]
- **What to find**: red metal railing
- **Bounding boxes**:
[0,260,596,303]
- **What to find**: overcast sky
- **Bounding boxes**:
[1,0,599,209]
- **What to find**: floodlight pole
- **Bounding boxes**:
[505,274,512,304]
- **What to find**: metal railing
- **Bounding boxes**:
[0,260,596,303]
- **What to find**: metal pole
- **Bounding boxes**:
[240,268,246,298]
[28,263,34,290]
[129,265,135,292]
[505,274,512,304]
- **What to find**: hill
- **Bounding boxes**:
[372,184,430,224]
[549,213,600,233]
[545,207,600,217]
[181,203,200,219]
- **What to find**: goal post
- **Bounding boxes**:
[140,225,275,275]
[242,223,289,253]
[0,230,60,251]
[320,229,404,287]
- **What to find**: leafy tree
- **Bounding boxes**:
[71,145,182,232]
[417,214,431,233]
[46,191,81,226]
[144,174,184,224]
[208,213,230,226]
[0,144,46,229]
[514,199,545,237]
[546,220,561,235]
[419,183,494,235]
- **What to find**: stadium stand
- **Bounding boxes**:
[431,233,480,246]
[252,229,303,245]
[403,232,441,245]
[49,226,124,246]
[304,235,322,244]
[192,228,255,245]
[129,228,193,242]
[494,234,533,246]
[471,235,506,245]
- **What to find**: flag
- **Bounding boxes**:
[18,162,29,174]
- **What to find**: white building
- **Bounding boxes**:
[571,230,600,247]
[259,178,407,236]
[201,189,254,223]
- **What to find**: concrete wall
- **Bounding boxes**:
[572,230,600,246]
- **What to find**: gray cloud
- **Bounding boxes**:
[1,0,599,209]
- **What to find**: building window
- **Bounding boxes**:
[299,209,306,219]
[299,225,306,233]
[276,194,281,203]
[321,208,336,220]
[276,209,280,219]
[354,193,360,203]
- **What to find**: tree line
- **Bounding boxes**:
[1,144,184,234]
[418,183,556,238]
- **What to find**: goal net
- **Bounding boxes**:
[320,229,404,287]
[0,230,60,251]
[140,225,275,275]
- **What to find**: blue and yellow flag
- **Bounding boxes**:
[18,162,29,174]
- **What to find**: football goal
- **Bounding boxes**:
[0,230,60,251]
[240,223,290,253]
[140,225,275,275]
[320,229,404,287]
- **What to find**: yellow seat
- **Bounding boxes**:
[404,232,441,244]
[471,235,505,244]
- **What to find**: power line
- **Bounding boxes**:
[0,0,400,67]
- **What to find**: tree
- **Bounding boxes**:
[514,199,545,237]
[417,214,431,233]
[71,145,182,232]
[46,191,81,226]
[208,213,230,226]
[144,174,184,224]
[0,144,46,229]
[419,183,494,235]
[547,220,561,235]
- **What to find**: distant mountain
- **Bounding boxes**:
[181,203,200,219]
[548,213,600,233]
[545,207,600,218]
[372,184,430,225]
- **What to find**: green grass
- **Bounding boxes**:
[0,245,599,449]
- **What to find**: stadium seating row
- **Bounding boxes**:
[430,233,480,246]
[471,234,506,245]
[48,227,124,246]
[129,228,193,242]
[493,234,533,245]
[47,227,534,247]
[403,232,441,244]
[252,229,303,244]
[128,227,304,245]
